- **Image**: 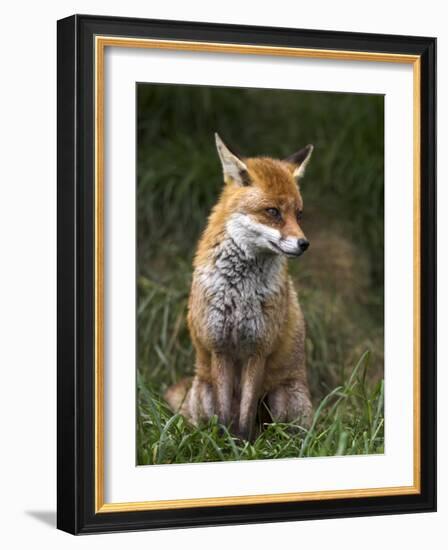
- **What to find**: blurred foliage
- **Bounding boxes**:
[136,84,384,463]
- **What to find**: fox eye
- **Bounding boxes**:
[266,207,281,219]
[297,210,303,221]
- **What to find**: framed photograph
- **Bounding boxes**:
[57,14,436,534]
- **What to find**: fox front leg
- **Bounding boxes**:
[211,352,235,428]
[238,356,266,441]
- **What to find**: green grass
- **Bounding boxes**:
[136,84,385,464]
[137,351,384,465]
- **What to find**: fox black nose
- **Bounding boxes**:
[298,238,309,252]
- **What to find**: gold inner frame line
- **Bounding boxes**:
[94,35,421,514]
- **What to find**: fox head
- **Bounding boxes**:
[215,133,313,258]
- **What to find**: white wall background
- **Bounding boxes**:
[0,1,444,547]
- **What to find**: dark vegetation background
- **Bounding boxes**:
[137,84,384,465]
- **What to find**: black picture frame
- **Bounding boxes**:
[57,14,436,534]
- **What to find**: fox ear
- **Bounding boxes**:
[284,144,314,181]
[215,133,250,186]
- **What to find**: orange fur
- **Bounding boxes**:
[164,138,313,440]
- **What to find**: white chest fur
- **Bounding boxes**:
[195,236,285,354]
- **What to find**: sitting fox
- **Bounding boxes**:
[165,133,313,441]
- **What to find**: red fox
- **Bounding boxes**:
[165,133,313,441]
